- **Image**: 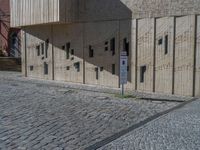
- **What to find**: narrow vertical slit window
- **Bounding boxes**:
[44,62,48,75]
[45,39,49,58]
[164,35,168,54]
[36,45,40,56]
[41,43,44,55]
[123,38,129,56]
[89,45,94,57]
[66,42,70,59]
[112,64,115,75]
[140,65,146,83]
[110,38,115,56]
[95,67,98,80]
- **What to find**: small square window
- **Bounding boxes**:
[66,66,70,70]
[100,67,104,71]
[158,38,163,45]
[30,66,34,71]
[74,62,80,72]
[62,45,65,50]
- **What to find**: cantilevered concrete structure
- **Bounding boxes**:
[11,0,200,96]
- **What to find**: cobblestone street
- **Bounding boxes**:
[0,72,183,150]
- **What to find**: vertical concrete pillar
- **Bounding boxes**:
[153,18,156,92]
[51,25,55,80]
[193,15,197,97]
[172,17,176,95]
[24,30,27,77]
[135,19,138,90]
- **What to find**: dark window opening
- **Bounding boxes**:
[158,38,163,45]
[164,35,168,54]
[41,43,44,55]
[30,66,34,71]
[44,62,48,75]
[105,41,108,51]
[127,66,129,72]
[123,38,129,56]
[100,67,104,72]
[110,38,115,56]
[66,66,70,70]
[45,39,49,58]
[66,42,70,59]
[71,49,74,55]
[89,45,94,58]
[95,67,99,80]
[36,45,40,56]
[140,65,146,83]
[62,45,65,50]
[74,62,80,72]
[112,64,115,75]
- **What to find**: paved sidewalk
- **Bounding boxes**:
[99,99,200,150]
[0,71,180,150]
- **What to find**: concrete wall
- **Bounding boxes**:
[174,15,195,96]
[24,25,53,80]
[196,15,200,96]
[155,17,174,94]
[137,18,154,92]
[21,14,200,97]
[53,24,84,83]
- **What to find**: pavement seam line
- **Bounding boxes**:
[84,97,198,150]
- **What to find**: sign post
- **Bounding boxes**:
[120,51,128,96]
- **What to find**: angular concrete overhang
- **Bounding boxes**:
[11,0,200,28]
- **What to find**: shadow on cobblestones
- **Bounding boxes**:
[0,72,182,150]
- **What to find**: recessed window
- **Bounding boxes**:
[127,66,129,72]
[89,45,94,58]
[74,62,80,72]
[105,41,108,51]
[112,64,115,75]
[41,43,44,55]
[100,67,104,72]
[158,38,163,45]
[36,45,40,56]
[66,66,70,70]
[164,35,168,55]
[123,38,129,56]
[110,38,115,56]
[62,45,65,50]
[66,42,70,59]
[30,65,34,71]
[45,39,49,58]
[71,49,74,55]
[44,62,48,75]
[140,65,146,83]
[95,67,98,80]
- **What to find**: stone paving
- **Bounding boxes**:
[0,71,180,150]
[99,99,200,150]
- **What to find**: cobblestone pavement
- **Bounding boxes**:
[0,72,179,150]
[100,99,200,150]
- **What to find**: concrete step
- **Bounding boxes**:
[0,57,21,72]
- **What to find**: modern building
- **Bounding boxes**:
[10,0,200,96]
[0,0,20,57]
